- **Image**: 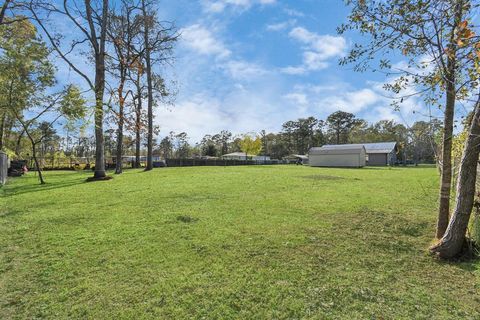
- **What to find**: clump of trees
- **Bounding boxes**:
[145,111,440,164]
[0,0,178,183]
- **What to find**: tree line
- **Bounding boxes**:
[0,0,178,183]
[195,112,441,163]
[11,109,443,164]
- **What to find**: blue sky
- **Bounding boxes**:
[150,0,436,142]
[49,0,450,143]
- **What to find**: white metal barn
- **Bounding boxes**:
[309,145,366,167]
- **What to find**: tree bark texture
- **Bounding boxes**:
[431,100,480,258]
[436,0,464,239]
[141,0,154,171]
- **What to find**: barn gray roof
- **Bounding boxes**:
[310,142,397,155]
[309,145,366,155]
[362,142,397,154]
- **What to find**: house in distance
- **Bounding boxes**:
[308,142,398,167]
[222,152,271,161]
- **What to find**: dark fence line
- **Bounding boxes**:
[165,158,282,167]
[19,156,290,171]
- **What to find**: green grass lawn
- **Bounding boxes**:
[1,166,479,319]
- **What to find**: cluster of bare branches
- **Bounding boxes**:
[20,0,178,178]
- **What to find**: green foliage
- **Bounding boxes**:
[1,166,478,318]
[239,134,262,157]
[326,111,361,144]
[453,127,468,162]
[199,130,233,157]
[281,117,324,154]
[60,85,86,120]
[0,18,55,110]
[2,147,15,158]
[472,211,480,250]
[0,18,56,151]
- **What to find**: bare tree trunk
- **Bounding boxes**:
[436,1,463,239]
[31,143,45,184]
[23,128,45,185]
[135,78,142,168]
[15,128,24,156]
[92,0,109,179]
[114,106,124,174]
[93,75,106,178]
[141,0,154,171]
[0,112,6,150]
[115,81,125,174]
[437,71,455,238]
[431,99,480,258]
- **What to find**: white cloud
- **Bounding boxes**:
[283,8,305,17]
[179,24,270,84]
[287,79,427,127]
[367,106,403,123]
[344,89,381,111]
[180,24,231,58]
[202,0,276,13]
[316,88,380,114]
[289,27,346,60]
[155,87,294,142]
[266,19,296,31]
[302,51,330,70]
[280,66,307,75]
[308,84,343,93]
[283,93,308,105]
[281,26,346,74]
[156,75,427,142]
[285,82,383,115]
[222,60,269,80]
[391,54,435,76]
[155,95,228,140]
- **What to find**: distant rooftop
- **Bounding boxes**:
[310,145,366,155]
[312,142,397,154]
[222,152,252,157]
[361,142,397,153]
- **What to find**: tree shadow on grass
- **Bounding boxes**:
[432,254,480,272]
[1,173,87,198]
[431,240,480,270]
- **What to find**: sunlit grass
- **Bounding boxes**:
[1,166,479,319]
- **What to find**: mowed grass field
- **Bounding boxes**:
[1,165,479,319]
